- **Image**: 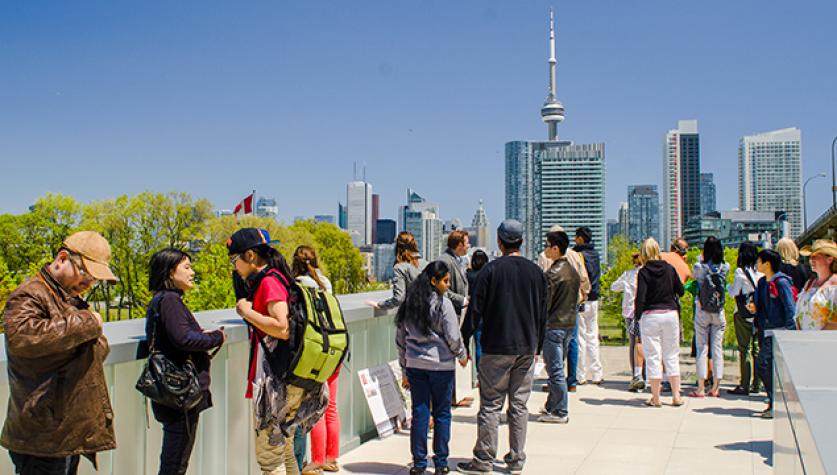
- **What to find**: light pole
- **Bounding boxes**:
[804,173,826,230]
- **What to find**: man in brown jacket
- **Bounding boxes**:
[2,231,118,474]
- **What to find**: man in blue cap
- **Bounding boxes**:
[459,219,548,475]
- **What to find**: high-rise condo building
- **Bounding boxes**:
[399,189,443,261]
[505,10,606,260]
[627,185,660,246]
[347,181,373,247]
[662,119,701,245]
[739,128,802,238]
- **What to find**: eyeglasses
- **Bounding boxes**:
[69,255,93,282]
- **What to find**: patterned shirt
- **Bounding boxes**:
[795,282,837,331]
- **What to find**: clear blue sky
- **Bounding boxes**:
[2,1,836,234]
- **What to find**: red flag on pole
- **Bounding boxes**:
[233,192,255,216]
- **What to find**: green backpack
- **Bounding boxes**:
[287,277,349,391]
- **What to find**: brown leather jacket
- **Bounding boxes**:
[1,267,116,463]
[545,257,581,329]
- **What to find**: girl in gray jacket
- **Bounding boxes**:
[368,231,425,310]
[396,261,467,475]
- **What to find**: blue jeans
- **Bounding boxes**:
[566,324,579,387]
[543,328,571,417]
[406,367,455,470]
[756,334,774,404]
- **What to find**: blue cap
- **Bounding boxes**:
[497,219,524,243]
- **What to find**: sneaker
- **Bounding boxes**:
[629,377,645,392]
[727,386,749,395]
[507,461,524,475]
[538,413,569,424]
[409,467,426,475]
[456,461,492,474]
[591,380,603,385]
[568,385,577,393]
[434,468,449,475]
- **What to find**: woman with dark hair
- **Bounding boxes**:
[396,261,468,475]
[728,241,763,395]
[368,231,425,311]
[464,250,489,369]
[690,236,730,398]
[228,228,327,475]
[146,248,225,475]
[292,246,340,475]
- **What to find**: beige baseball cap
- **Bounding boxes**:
[62,231,119,282]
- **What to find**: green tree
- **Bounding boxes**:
[599,236,638,343]
[186,242,236,311]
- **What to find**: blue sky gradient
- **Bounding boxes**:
[2,1,836,234]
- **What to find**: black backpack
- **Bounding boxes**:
[698,264,726,313]
[734,269,758,321]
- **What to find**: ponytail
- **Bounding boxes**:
[292,245,328,291]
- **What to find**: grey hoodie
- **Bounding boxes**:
[396,292,467,371]
[377,261,424,310]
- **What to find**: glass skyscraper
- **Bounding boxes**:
[700,173,717,215]
[663,120,701,244]
[739,128,802,237]
[627,185,660,246]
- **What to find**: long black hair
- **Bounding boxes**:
[737,241,758,270]
[249,244,294,283]
[703,236,724,265]
[149,248,191,292]
[395,261,450,336]
[471,250,489,272]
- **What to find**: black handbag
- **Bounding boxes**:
[135,294,203,411]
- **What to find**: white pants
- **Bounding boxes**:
[577,300,603,382]
[695,309,726,381]
[639,311,681,380]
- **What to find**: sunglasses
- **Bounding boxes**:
[230,254,240,265]
[68,255,93,281]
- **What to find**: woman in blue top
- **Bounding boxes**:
[396,261,468,475]
[690,237,730,398]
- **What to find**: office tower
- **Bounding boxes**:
[739,128,802,237]
[627,185,660,245]
[700,173,716,215]
[606,220,621,245]
[662,119,701,244]
[505,11,605,260]
[347,181,373,247]
[375,219,397,244]
[399,189,443,261]
[338,203,348,230]
[372,243,396,283]
[618,202,629,240]
[254,197,278,219]
[467,200,490,249]
[371,194,380,244]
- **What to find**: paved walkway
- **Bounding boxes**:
[335,346,772,474]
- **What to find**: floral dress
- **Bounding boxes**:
[795,282,837,330]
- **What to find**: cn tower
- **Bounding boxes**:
[540,8,565,141]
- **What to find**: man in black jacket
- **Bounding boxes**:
[459,220,548,475]
[539,231,580,424]
[574,227,604,384]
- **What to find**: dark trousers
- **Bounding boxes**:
[733,313,760,391]
[153,403,201,475]
[9,453,80,475]
[566,325,579,387]
[756,334,774,405]
[406,367,455,470]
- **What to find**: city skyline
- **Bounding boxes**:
[2,2,836,238]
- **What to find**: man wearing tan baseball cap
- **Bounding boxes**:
[1,231,118,473]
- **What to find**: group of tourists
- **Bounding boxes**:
[3,220,836,475]
[2,228,342,475]
[611,235,837,415]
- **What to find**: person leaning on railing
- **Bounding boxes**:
[367,231,425,312]
[796,240,837,331]
[1,231,119,474]
[144,248,225,475]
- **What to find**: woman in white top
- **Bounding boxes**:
[796,240,837,331]
[690,237,730,398]
[610,252,644,391]
[727,241,763,395]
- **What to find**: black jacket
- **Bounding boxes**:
[144,290,224,393]
[461,255,548,355]
[575,243,601,301]
[546,258,581,329]
[635,260,684,318]
[779,262,810,292]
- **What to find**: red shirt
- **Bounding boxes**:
[246,272,290,398]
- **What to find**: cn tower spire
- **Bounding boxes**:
[540,7,565,141]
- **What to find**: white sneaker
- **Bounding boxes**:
[538,414,569,424]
